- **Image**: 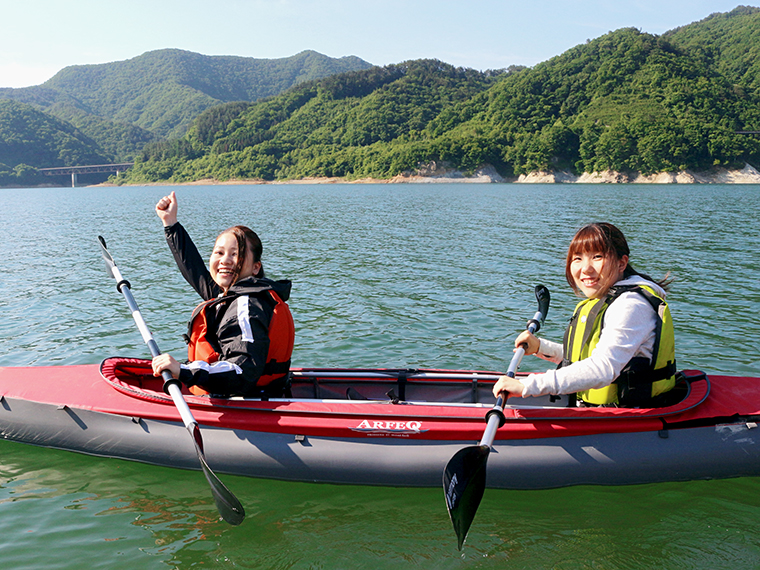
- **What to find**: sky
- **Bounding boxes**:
[0,0,752,88]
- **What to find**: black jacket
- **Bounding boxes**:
[164,222,292,396]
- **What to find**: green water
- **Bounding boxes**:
[1,183,759,568]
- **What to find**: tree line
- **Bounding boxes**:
[121,9,760,184]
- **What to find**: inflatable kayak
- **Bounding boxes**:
[1,357,759,489]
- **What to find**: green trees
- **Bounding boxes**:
[3,8,760,187]
[0,162,44,187]
[37,49,373,138]
[0,100,109,168]
[0,49,373,175]
[123,60,507,183]
[122,9,760,185]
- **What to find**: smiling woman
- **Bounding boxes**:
[209,228,263,293]
[492,222,676,408]
[151,191,295,398]
[569,251,627,299]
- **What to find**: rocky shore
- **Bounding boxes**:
[515,162,760,184]
[90,161,760,187]
[391,161,760,184]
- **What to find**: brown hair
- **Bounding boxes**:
[219,225,265,280]
[564,222,670,293]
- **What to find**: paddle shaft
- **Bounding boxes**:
[478,308,543,447]
[108,262,198,427]
[98,236,245,525]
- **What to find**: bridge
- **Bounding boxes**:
[38,163,134,187]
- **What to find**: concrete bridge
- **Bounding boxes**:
[38,163,134,187]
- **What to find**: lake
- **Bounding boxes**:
[0,182,759,569]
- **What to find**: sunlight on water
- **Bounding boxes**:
[0,182,759,569]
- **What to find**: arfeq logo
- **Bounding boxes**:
[350,419,427,437]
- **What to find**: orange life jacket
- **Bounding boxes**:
[186,290,294,395]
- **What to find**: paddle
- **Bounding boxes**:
[97,236,245,526]
[443,284,550,549]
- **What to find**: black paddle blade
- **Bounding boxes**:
[535,284,550,322]
[443,444,490,550]
[189,424,246,526]
[97,236,117,278]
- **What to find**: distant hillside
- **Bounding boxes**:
[426,18,760,176]
[0,99,109,168]
[0,49,373,173]
[0,49,373,140]
[665,6,760,94]
[120,7,760,184]
[0,85,156,163]
[132,60,510,181]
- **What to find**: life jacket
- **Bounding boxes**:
[186,290,294,396]
[562,284,676,406]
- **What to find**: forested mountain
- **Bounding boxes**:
[0,99,109,167]
[426,11,760,176]
[0,83,157,164]
[133,60,511,180]
[120,6,760,184]
[38,49,373,138]
[0,49,373,172]
[2,7,759,187]
[665,6,760,93]
[0,99,111,186]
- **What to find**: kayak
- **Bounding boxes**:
[1,357,759,489]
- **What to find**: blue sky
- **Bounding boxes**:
[0,0,751,88]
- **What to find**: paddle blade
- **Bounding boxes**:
[189,424,246,526]
[443,444,490,550]
[535,284,550,323]
[97,235,117,279]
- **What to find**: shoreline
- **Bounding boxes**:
[17,162,760,189]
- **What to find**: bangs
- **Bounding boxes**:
[563,222,635,293]
[564,223,622,292]
[567,225,615,258]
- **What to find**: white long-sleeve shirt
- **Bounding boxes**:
[520,275,666,398]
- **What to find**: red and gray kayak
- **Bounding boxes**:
[1,357,759,488]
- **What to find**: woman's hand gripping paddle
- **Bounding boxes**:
[443,285,550,549]
[98,236,245,526]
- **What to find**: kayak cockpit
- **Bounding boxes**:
[100,357,511,406]
[100,357,709,420]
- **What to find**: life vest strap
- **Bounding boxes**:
[263,359,291,376]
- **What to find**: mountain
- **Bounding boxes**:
[121,7,760,184]
[0,49,374,172]
[0,99,114,186]
[0,49,373,141]
[0,99,109,168]
[3,8,760,186]
[664,6,760,93]
[425,14,760,176]
[0,84,157,163]
[133,60,511,181]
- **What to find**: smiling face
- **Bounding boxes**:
[570,251,628,299]
[565,223,632,298]
[209,231,261,292]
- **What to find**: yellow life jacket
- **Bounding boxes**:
[562,284,676,406]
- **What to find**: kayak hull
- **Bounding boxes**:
[1,357,759,488]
